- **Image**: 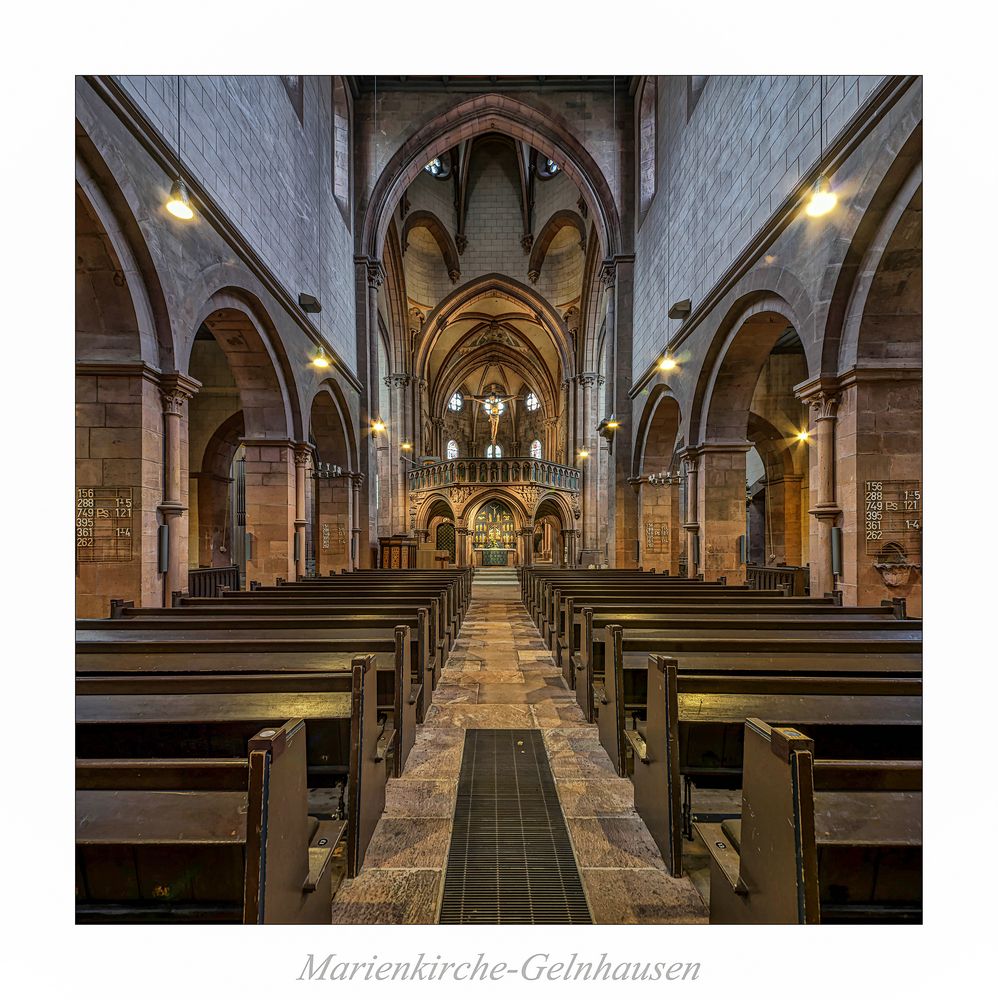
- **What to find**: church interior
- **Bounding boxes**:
[73,73,923,927]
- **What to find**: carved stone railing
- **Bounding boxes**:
[408,457,581,495]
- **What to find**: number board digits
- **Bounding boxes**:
[864,480,921,557]
[76,487,134,562]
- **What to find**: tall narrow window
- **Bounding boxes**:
[530,439,542,459]
[638,76,657,220]
[525,391,540,412]
[448,391,464,412]
[281,76,304,125]
[486,444,502,458]
[687,76,709,120]
[446,439,459,460]
[332,77,351,224]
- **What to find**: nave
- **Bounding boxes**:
[328,580,707,924]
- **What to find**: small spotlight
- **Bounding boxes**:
[805,176,837,217]
[165,178,194,220]
[578,448,590,459]
[299,293,322,314]
[659,356,677,372]
[796,430,810,443]
[606,419,620,430]
[310,345,331,368]
[668,298,691,321]
[372,419,386,434]
[401,440,412,451]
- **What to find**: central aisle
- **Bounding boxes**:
[330,586,708,924]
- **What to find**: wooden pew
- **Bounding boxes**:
[577,609,917,721]
[697,719,922,923]
[630,655,921,876]
[593,624,922,777]
[88,611,429,742]
[76,652,387,878]
[76,719,338,923]
[558,593,885,686]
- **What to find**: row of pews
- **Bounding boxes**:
[75,568,472,924]
[521,567,922,924]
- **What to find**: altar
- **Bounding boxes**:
[473,499,516,566]
[475,547,516,567]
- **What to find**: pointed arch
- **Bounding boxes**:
[401,209,461,283]
[527,209,587,283]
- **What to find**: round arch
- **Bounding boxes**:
[187,287,300,441]
[632,385,682,479]
[361,93,622,262]
[309,380,359,472]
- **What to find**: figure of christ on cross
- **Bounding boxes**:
[465,389,523,448]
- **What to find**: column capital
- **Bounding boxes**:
[794,373,841,418]
[356,256,385,289]
[159,372,201,414]
[599,260,616,288]
[383,371,412,390]
[293,443,314,468]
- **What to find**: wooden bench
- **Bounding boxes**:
[593,625,922,780]
[76,719,340,923]
[697,719,922,923]
[90,611,429,741]
[76,652,387,878]
[629,655,921,875]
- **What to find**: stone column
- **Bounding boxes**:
[603,256,639,567]
[563,528,579,567]
[159,374,199,602]
[698,442,751,584]
[349,472,364,571]
[385,371,411,535]
[682,449,700,578]
[354,257,385,567]
[575,372,600,552]
[518,526,534,567]
[796,380,841,597]
[430,417,445,459]
[637,474,682,575]
[293,444,312,580]
[242,438,296,586]
[765,472,804,565]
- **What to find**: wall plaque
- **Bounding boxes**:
[76,487,133,562]
[644,522,669,554]
[864,480,921,559]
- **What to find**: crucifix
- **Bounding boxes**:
[465,387,523,448]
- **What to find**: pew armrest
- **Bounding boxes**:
[304,845,333,893]
[376,726,397,763]
[695,821,744,894]
[624,728,649,765]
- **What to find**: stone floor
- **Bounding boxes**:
[329,586,708,924]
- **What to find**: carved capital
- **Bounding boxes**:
[293,444,313,469]
[795,373,841,419]
[599,260,616,288]
[520,233,534,254]
[448,268,461,284]
[159,372,200,415]
[527,268,540,284]
[455,232,468,255]
[366,260,386,289]
[384,372,412,390]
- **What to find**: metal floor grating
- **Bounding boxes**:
[439,729,592,924]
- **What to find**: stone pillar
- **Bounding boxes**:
[385,371,411,535]
[293,444,312,580]
[354,257,385,567]
[349,472,364,571]
[430,417,445,459]
[575,372,601,552]
[564,528,579,567]
[698,442,751,584]
[796,379,841,597]
[765,472,804,566]
[313,470,351,576]
[602,256,639,567]
[637,474,682,575]
[518,527,534,567]
[682,449,700,578]
[160,374,199,602]
[242,438,296,585]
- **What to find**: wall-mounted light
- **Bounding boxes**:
[577,448,590,460]
[796,429,810,443]
[299,293,322,314]
[597,416,620,455]
[805,176,837,217]
[658,355,678,372]
[400,440,412,451]
[165,178,194,220]
[310,345,331,368]
[668,298,692,321]
[647,472,673,486]
[313,462,344,479]
[372,419,387,434]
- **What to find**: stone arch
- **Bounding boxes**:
[527,209,587,283]
[189,288,299,440]
[837,169,922,371]
[402,209,461,283]
[464,490,531,529]
[309,380,358,472]
[414,273,574,376]
[75,129,174,370]
[414,492,456,533]
[819,118,922,373]
[192,411,244,569]
[633,386,682,478]
[361,93,622,262]
[689,291,810,445]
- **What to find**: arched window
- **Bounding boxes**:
[424,152,452,179]
[446,439,458,460]
[448,391,464,412]
[331,77,351,224]
[530,439,542,459]
[482,397,505,415]
[537,155,560,180]
[525,391,540,412]
[486,444,502,458]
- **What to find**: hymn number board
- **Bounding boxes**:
[76,487,133,562]
[864,480,921,557]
